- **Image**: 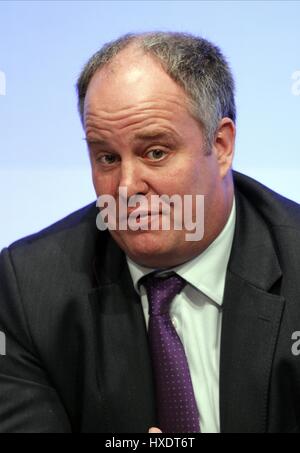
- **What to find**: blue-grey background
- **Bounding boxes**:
[0,0,299,249]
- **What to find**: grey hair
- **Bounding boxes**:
[76,32,236,150]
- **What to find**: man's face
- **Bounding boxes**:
[84,49,234,268]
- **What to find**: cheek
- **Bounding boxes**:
[177,155,219,197]
[163,161,201,195]
[92,169,118,197]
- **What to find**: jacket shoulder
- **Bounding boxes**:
[7,202,98,253]
[1,202,101,279]
[233,171,300,230]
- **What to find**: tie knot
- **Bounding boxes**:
[141,272,186,315]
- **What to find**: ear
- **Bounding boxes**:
[212,118,236,178]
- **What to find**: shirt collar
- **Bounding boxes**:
[127,197,236,306]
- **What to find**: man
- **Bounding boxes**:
[0,32,300,433]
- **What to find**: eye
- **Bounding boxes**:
[97,154,119,165]
[146,149,167,161]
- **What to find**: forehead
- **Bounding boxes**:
[84,50,190,117]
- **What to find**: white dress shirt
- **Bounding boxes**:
[126,198,236,433]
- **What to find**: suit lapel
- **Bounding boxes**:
[220,188,285,433]
[88,233,156,432]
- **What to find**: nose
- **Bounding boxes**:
[118,160,149,198]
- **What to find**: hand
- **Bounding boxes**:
[148,427,162,433]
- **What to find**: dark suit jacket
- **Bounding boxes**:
[0,171,300,433]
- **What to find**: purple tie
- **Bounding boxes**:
[141,272,200,433]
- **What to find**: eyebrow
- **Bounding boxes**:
[83,137,110,146]
[84,130,180,146]
[133,130,180,143]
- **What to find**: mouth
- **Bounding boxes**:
[135,212,161,224]
[120,210,162,222]
[114,211,163,232]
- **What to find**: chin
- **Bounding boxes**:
[112,230,175,267]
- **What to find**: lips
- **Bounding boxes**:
[127,210,161,218]
[117,209,161,221]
